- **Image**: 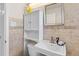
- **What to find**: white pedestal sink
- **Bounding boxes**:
[34,40,66,56]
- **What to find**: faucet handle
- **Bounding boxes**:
[56,37,59,44]
[50,36,54,43]
[56,37,66,46]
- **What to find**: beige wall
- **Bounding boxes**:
[44,3,79,56]
[9,28,23,56]
[9,17,23,56]
[6,3,26,19]
[8,3,25,56]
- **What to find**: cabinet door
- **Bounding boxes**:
[30,10,39,30]
[24,14,31,30]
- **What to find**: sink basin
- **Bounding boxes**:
[34,40,66,56]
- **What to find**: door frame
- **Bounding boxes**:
[5,3,9,56]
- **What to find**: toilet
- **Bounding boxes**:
[27,43,43,56]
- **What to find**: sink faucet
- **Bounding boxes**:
[56,37,66,46]
[50,36,55,43]
[50,36,60,44]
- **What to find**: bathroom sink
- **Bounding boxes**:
[34,40,66,56]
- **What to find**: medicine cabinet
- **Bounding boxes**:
[44,3,64,25]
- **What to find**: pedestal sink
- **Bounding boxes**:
[34,40,66,56]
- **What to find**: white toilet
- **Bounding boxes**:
[27,43,43,56]
[27,44,38,56]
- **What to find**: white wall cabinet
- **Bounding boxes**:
[24,9,43,42]
[24,11,39,31]
[44,4,64,25]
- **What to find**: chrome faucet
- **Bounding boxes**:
[50,36,54,43]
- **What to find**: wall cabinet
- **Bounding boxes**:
[24,9,43,42]
[44,3,64,25]
[24,10,39,31]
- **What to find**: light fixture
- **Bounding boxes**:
[24,3,32,13]
[24,3,51,13]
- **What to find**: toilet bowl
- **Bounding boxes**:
[27,44,42,56]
